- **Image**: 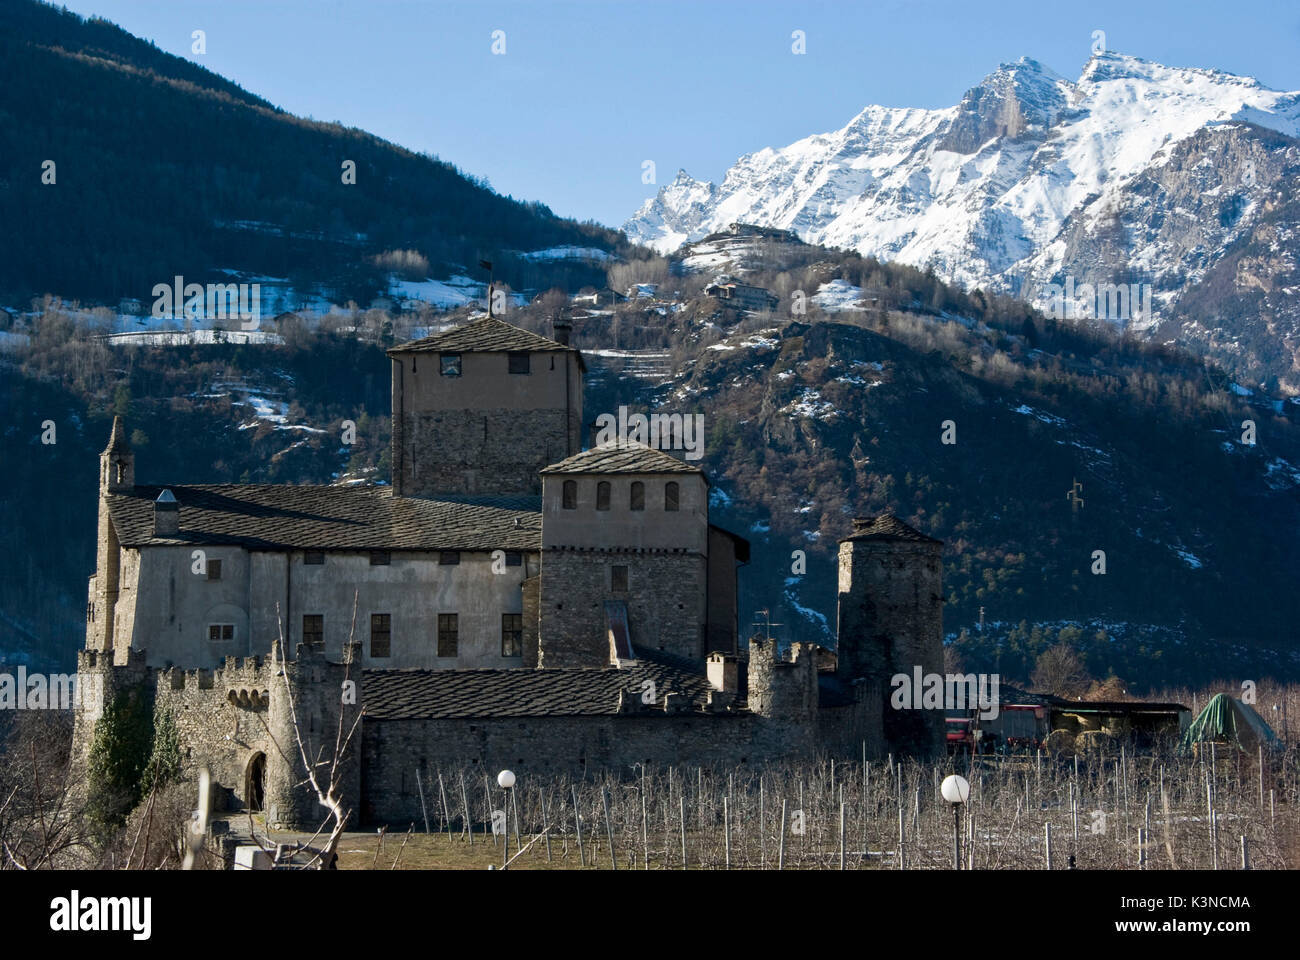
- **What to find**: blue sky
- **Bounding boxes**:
[60,0,1300,228]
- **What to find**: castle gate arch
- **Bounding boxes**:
[246,752,266,812]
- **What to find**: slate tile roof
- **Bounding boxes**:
[841,514,942,545]
[361,646,721,720]
[541,442,701,475]
[106,484,541,551]
[387,316,575,355]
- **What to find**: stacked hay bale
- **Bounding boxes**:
[1075,730,1112,757]
[1102,715,1131,737]
[1045,729,1077,755]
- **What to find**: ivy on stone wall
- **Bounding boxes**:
[86,687,152,829]
[141,708,181,797]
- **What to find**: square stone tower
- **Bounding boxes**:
[387,317,583,497]
[836,515,945,757]
[536,444,710,667]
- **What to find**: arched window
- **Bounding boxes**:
[664,481,679,511]
[630,481,645,511]
[596,481,611,511]
[562,479,577,510]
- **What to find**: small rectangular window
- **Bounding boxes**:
[439,551,460,565]
[304,551,325,565]
[440,353,461,377]
[438,614,459,657]
[370,613,391,658]
[207,558,223,581]
[665,482,679,512]
[502,614,523,657]
[611,565,629,593]
[630,481,645,511]
[562,480,577,510]
[596,481,611,511]
[303,614,324,645]
[370,551,391,566]
[505,551,522,567]
[208,623,234,642]
[508,352,531,374]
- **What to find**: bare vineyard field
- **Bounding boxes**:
[335,743,1300,870]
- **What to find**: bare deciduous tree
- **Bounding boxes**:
[1032,642,1091,698]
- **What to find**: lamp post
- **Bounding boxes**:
[941,774,970,870]
[497,769,516,869]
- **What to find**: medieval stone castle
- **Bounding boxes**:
[71,315,945,827]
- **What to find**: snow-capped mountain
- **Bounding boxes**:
[626,52,1300,386]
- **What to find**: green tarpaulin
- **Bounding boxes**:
[1179,693,1279,755]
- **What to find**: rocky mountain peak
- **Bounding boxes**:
[937,56,1073,153]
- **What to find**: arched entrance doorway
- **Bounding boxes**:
[246,752,266,812]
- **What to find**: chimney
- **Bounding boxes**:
[707,652,740,697]
[552,318,572,347]
[154,488,179,537]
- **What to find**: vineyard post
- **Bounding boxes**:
[601,786,616,870]
[679,794,688,870]
[459,773,473,846]
[778,798,787,871]
[572,783,584,867]
[839,802,846,871]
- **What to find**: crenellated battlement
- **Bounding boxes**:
[154,658,272,694]
[77,647,148,673]
[746,637,819,720]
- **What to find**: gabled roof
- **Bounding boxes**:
[105,484,541,551]
[361,646,721,720]
[840,514,942,545]
[541,443,702,476]
[387,316,576,356]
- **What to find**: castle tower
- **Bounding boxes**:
[536,444,710,667]
[263,640,362,830]
[746,638,818,721]
[68,647,150,799]
[387,316,584,497]
[87,417,133,654]
[836,515,945,756]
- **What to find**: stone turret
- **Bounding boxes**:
[746,638,818,721]
[88,417,134,655]
[836,515,945,756]
[68,648,151,792]
[263,640,362,830]
[101,415,134,492]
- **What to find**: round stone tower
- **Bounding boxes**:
[264,640,362,829]
[836,515,945,757]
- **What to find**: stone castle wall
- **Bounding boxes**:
[71,643,361,829]
[537,549,707,666]
[151,655,277,814]
[358,704,882,826]
[394,407,574,497]
[356,642,883,827]
[72,642,885,830]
